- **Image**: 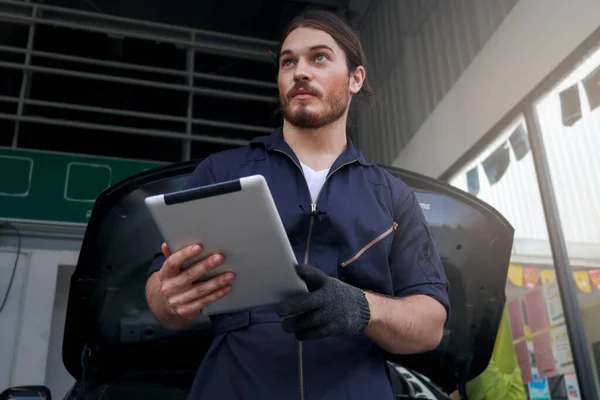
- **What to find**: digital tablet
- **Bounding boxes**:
[144,174,308,315]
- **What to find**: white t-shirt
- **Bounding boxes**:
[300,162,330,202]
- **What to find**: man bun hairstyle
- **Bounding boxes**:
[277,8,374,101]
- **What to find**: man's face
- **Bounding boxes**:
[277,27,354,129]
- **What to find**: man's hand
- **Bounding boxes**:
[274,264,371,340]
[149,243,235,327]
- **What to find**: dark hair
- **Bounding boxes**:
[277,9,374,101]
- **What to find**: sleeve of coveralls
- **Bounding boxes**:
[389,187,451,321]
[146,156,217,278]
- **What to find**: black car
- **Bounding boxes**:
[0,160,514,400]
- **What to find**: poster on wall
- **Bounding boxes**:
[507,298,533,383]
[508,298,526,339]
[528,374,551,400]
[564,372,582,399]
[515,340,533,383]
[507,278,578,386]
[525,287,549,333]
[532,331,558,378]
[542,278,565,326]
[524,287,557,379]
[552,325,575,374]
[541,278,575,373]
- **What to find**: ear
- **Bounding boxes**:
[349,65,366,95]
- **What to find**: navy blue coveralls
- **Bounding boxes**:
[148,127,451,400]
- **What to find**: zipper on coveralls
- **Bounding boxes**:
[340,222,399,267]
[275,149,357,400]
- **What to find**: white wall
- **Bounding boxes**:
[0,247,78,392]
[0,250,31,391]
[393,0,600,178]
[358,0,518,165]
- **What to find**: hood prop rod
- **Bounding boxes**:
[76,344,92,400]
[456,354,472,400]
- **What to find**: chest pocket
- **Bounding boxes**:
[337,221,398,295]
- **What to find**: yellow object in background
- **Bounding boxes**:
[573,271,592,293]
[541,270,556,284]
[508,265,524,287]
[465,306,527,399]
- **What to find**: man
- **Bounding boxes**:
[146,9,450,400]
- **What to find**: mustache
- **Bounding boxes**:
[287,82,321,99]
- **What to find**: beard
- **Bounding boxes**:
[279,80,351,129]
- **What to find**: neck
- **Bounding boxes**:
[282,116,348,171]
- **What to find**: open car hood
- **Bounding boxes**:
[63,160,514,393]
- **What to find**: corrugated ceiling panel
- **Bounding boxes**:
[357,0,519,164]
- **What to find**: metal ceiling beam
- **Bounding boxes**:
[0,59,277,103]
[0,0,278,62]
[0,43,278,89]
[0,95,273,134]
[0,112,251,146]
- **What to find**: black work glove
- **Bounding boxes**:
[274,263,372,341]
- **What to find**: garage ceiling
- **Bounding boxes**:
[34,0,374,39]
[1,0,375,163]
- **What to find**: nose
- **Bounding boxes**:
[293,58,312,82]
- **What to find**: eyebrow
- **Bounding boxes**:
[279,44,335,58]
